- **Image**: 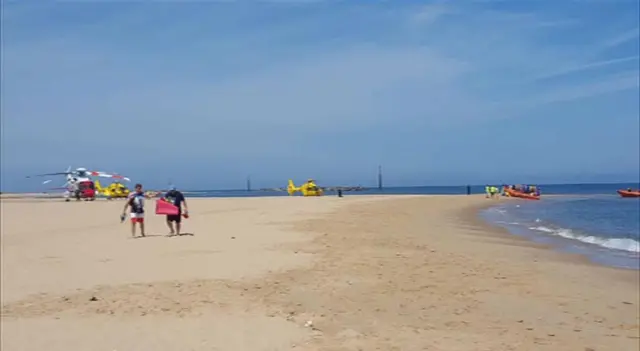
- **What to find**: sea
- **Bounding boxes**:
[183,183,639,270]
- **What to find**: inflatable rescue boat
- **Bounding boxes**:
[617,189,640,198]
[505,187,540,200]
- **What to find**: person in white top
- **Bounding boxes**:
[121,183,146,238]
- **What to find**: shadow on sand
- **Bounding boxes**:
[129,233,195,239]
[131,234,164,239]
[167,232,195,237]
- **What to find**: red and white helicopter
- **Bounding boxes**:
[27,166,130,201]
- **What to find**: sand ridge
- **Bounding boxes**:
[231,196,640,351]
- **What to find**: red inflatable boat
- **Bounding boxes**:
[505,188,541,200]
[617,189,640,198]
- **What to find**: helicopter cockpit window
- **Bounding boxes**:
[78,182,95,190]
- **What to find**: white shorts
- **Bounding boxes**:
[130,213,145,219]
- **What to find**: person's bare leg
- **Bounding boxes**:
[140,221,146,237]
[176,222,181,235]
[131,221,136,237]
[166,219,175,236]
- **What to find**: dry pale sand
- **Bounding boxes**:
[1,195,638,351]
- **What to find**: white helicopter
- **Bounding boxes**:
[27,166,130,201]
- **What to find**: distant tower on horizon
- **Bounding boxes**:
[247,176,252,192]
[378,165,383,190]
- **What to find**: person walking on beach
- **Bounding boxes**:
[121,183,146,238]
[163,185,188,236]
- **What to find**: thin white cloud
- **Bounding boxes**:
[408,3,452,26]
[534,19,580,28]
[526,71,639,106]
[534,55,640,80]
[530,26,639,80]
[600,27,640,49]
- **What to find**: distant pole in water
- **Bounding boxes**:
[246,176,251,192]
[378,165,383,190]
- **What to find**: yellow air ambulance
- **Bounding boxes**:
[287,179,324,196]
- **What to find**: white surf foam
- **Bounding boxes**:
[488,208,508,214]
[494,220,521,225]
[528,226,640,253]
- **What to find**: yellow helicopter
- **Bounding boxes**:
[94,180,130,199]
[287,179,324,197]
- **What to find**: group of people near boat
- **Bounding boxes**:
[485,185,501,198]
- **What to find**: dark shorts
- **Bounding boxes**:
[167,214,182,223]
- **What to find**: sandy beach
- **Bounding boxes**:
[1,195,638,350]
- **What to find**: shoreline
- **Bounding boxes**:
[477,196,639,271]
[463,199,632,271]
[2,195,638,350]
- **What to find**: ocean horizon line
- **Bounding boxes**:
[185,181,638,193]
[3,181,638,195]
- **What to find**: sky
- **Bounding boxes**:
[1,0,639,191]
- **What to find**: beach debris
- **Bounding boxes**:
[89,296,98,302]
[231,236,236,239]
[622,301,633,305]
[304,320,313,328]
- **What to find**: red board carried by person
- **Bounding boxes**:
[155,198,179,215]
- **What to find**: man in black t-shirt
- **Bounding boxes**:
[164,186,188,236]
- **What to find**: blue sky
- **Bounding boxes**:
[1,0,639,191]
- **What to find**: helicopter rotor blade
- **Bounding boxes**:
[26,172,71,178]
[88,171,130,182]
